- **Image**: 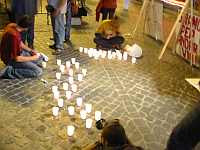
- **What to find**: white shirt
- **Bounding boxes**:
[48,0,67,14]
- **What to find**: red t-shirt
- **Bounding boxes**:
[0,23,22,65]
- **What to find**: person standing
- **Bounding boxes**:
[11,0,38,49]
[48,0,67,54]
[96,0,117,21]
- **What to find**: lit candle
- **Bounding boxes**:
[56,72,61,80]
[53,91,60,99]
[68,68,73,76]
[131,57,136,64]
[57,59,61,66]
[82,69,87,76]
[52,85,58,93]
[42,62,47,68]
[95,111,101,121]
[67,125,75,136]
[66,90,72,99]
[77,74,83,81]
[68,76,74,84]
[84,48,88,54]
[63,82,69,91]
[60,65,65,74]
[75,62,80,70]
[71,58,76,64]
[79,47,83,52]
[76,97,83,107]
[86,118,93,129]
[68,106,75,116]
[66,61,71,69]
[123,52,128,60]
[52,106,59,116]
[71,84,77,92]
[58,98,64,108]
[80,110,87,119]
[85,103,92,113]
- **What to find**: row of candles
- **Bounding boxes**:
[51,58,102,137]
[79,47,136,64]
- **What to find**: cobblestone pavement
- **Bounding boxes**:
[0,0,200,150]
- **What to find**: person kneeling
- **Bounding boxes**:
[94,17,125,50]
[0,16,45,79]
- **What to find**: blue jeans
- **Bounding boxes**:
[65,0,72,40]
[51,13,65,49]
[167,104,200,150]
[2,50,43,79]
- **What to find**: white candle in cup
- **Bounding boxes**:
[42,62,47,68]
[52,106,59,116]
[60,65,65,73]
[131,57,136,64]
[71,84,77,92]
[66,90,72,99]
[57,59,61,66]
[63,82,68,91]
[68,68,73,76]
[75,62,80,70]
[80,110,87,119]
[71,58,76,64]
[86,118,93,129]
[56,72,61,80]
[77,74,83,81]
[68,106,75,116]
[95,111,101,121]
[52,85,58,93]
[84,48,88,54]
[68,76,74,84]
[76,97,83,107]
[123,52,128,60]
[66,61,71,69]
[53,91,60,99]
[82,69,87,76]
[85,103,92,113]
[67,125,75,136]
[79,47,83,52]
[58,98,64,108]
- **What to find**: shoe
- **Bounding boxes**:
[52,49,62,55]
[49,44,56,50]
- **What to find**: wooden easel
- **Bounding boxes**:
[158,0,190,60]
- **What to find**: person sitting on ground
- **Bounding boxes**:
[94,17,125,50]
[0,16,46,79]
[83,119,144,150]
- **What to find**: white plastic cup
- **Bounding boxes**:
[68,106,75,116]
[66,90,72,99]
[67,125,75,136]
[86,118,93,129]
[63,82,68,91]
[85,103,92,113]
[52,106,59,116]
[58,98,64,108]
[71,58,76,64]
[76,97,83,107]
[95,111,101,121]
[80,110,87,119]
[57,59,61,66]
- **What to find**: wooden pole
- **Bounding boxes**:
[132,0,149,37]
[158,0,190,60]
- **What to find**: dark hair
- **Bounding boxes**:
[101,119,130,147]
[17,15,32,28]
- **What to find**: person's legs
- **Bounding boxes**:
[108,8,116,19]
[167,105,200,150]
[65,1,72,41]
[101,8,109,20]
